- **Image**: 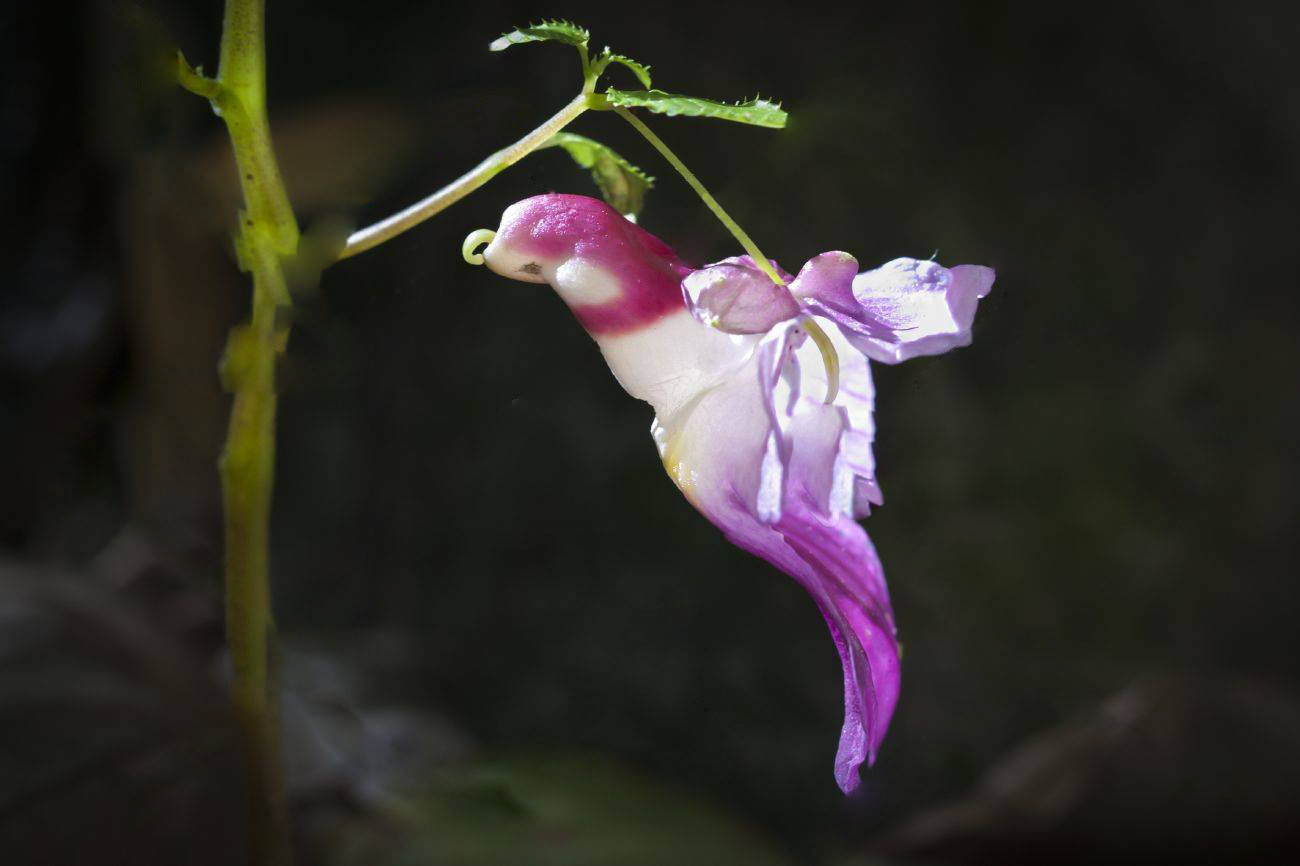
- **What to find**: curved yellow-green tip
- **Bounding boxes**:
[802,317,841,405]
[462,229,496,265]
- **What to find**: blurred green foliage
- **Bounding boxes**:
[334,753,791,866]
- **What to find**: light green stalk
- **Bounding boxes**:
[178,0,295,862]
[340,93,593,259]
[610,106,784,285]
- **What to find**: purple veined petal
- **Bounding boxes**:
[842,258,997,364]
[682,256,801,334]
[776,497,900,789]
[702,485,901,794]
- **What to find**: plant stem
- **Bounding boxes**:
[611,106,784,286]
[339,92,593,259]
[185,0,297,862]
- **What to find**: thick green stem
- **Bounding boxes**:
[219,243,291,866]
[339,92,593,259]
[216,0,297,255]
[184,0,297,862]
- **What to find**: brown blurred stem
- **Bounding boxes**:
[178,0,296,863]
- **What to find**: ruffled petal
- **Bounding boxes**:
[786,318,883,519]
[682,256,801,334]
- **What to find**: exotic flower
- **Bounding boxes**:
[472,193,994,792]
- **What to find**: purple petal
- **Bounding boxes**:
[705,488,900,793]
[843,258,996,364]
[719,255,796,285]
[788,251,860,314]
[657,335,899,792]
[682,256,801,334]
[777,495,899,789]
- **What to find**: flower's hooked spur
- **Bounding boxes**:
[468,194,994,793]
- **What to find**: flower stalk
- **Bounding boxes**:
[339,93,594,259]
[609,105,781,285]
[179,0,295,862]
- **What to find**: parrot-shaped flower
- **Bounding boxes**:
[474,193,994,792]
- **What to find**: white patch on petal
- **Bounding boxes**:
[595,310,755,419]
[553,258,623,305]
[756,433,785,522]
[651,362,773,518]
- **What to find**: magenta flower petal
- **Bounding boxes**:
[481,193,693,336]
[702,485,900,793]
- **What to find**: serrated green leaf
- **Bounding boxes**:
[593,50,652,88]
[603,89,788,128]
[542,132,655,216]
[490,20,590,52]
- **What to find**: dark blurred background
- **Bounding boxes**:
[3,2,1298,864]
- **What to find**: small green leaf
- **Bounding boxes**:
[594,50,652,88]
[542,132,655,216]
[603,89,788,128]
[490,20,590,52]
